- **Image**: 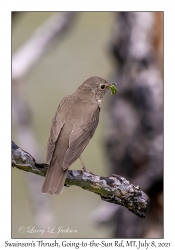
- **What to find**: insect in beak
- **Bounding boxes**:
[108,82,117,95]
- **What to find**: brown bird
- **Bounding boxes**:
[42,76,117,195]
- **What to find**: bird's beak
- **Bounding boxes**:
[107,82,117,95]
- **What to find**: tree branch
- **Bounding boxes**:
[12,12,76,80]
[12,141,149,218]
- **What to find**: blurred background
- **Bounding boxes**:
[12,12,163,238]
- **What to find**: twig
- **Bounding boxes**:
[12,12,75,80]
[12,141,149,218]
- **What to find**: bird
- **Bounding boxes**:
[41,76,117,195]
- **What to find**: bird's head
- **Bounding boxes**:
[78,76,117,102]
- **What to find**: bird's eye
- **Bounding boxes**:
[100,84,105,90]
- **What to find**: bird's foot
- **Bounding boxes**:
[82,166,87,172]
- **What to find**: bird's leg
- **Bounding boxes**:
[79,155,87,172]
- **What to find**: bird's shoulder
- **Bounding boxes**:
[60,92,98,113]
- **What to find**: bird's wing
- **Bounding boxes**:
[46,96,70,164]
[63,106,100,170]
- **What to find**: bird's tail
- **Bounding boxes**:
[41,159,68,195]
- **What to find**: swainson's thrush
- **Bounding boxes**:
[42,76,117,195]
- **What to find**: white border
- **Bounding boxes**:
[1,0,175,248]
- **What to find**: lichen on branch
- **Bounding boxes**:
[12,141,149,218]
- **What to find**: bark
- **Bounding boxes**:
[104,12,163,238]
[12,141,149,218]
